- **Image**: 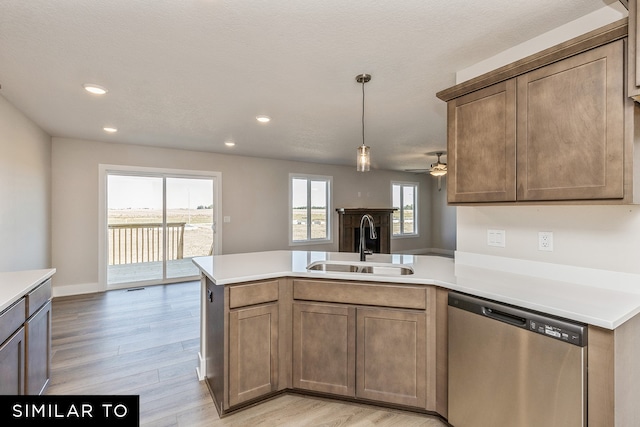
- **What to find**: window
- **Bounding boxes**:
[290,174,332,244]
[392,182,418,237]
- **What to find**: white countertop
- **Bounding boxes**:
[193,250,640,330]
[0,269,56,313]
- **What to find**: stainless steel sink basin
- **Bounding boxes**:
[306,262,360,273]
[306,261,414,276]
[358,265,414,275]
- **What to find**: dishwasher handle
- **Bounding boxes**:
[483,307,526,327]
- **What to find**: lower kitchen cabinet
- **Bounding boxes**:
[0,276,52,396]
[0,327,26,395]
[292,300,427,409]
[209,277,446,417]
[292,302,356,396]
[356,307,426,407]
[25,300,51,395]
[228,303,279,407]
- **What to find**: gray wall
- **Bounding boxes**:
[51,137,449,294]
[0,95,51,272]
[430,177,456,253]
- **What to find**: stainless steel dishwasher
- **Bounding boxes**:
[448,292,587,427]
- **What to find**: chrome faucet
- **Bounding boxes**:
[359,214,377,261]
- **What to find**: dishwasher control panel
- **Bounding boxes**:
[529,320,583,346]
[449,292,587,347]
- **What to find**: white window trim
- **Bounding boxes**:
[391,181,419,238]
[289,173,333,246]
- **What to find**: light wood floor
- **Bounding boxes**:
[47,281,449,426]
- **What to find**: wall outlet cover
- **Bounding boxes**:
[538,231,553,251]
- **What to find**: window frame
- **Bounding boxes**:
[289,173,333,245]
[391,181,419,238]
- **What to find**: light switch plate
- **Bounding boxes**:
[487,229,506,247]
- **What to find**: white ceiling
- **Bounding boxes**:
[0,0,618,171]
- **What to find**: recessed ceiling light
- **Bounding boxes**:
[256,115,271,123]
[103,127,118,133]
[83,84,108,95]
[224,141,236,147]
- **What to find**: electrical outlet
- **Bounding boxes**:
[538,231,553,251]
[487,229,506,247]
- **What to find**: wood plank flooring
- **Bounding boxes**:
[47,281,449,426]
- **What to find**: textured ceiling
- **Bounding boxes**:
[0,0,618,171]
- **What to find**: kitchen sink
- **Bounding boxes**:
[306,261,414,276]
[306,262,361,273]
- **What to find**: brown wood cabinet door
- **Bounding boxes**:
[629,0,640,100]
[516,40,625,201]
[228,303,278,407]
[0,327,25,395]
[292,302,356,397]
[356,307,426,408]
[26,300,51,395]
[447,79,517,203]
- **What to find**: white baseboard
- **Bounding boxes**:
[196,352,206,381]
[52,282,103,298]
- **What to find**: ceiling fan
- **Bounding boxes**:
[405,151,447,190]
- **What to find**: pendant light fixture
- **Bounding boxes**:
[356,73,372,172]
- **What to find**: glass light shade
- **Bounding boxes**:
[430,168,447,177]
[357,145,370,172]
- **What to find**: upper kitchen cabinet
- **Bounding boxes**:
[517,41,624,201]
[438,19,639,205]
[629,0,640,100]
[446,80,517,203]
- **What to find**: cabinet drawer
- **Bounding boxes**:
[0,298,26,345]
[229,280,279,309]
[27,279,52,319]
[293,279,426,310]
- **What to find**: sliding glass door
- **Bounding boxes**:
[166,177,214,279]
[106,171,215,287]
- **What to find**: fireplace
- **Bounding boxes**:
[336,208,396,254]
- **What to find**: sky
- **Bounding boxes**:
[108,175,213,209]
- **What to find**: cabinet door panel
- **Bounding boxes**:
[356,307,426,407]
[26,300,51,395]
[292,303,355,397]
[517,40,624,200]
[228,303,278,407]
[447,80,517,203]
[0,327,25,395]
[629,0,640,99]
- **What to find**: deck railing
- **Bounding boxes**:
[108,222,186,265]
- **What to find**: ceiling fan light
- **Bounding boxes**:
[357,144,371,172]
[430,168,447,177]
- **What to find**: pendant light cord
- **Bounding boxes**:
[361,80,365,147]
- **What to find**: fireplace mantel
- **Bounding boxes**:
[335,208,396,253]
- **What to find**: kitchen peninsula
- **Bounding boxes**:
[193,250,640,425]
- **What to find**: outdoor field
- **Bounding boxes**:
[108,208,214,262]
